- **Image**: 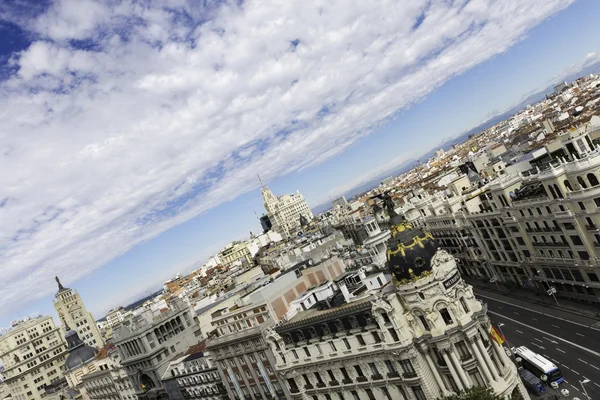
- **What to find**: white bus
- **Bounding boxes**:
[514,346,564,384]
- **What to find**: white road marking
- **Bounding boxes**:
[543,336,558,344]
[577,332,585,337]
[557,348,566,353]
[516,330,523,334]
[478,294,600,331]
[579,358,589,365]
[487,310,600,358]
[563,365,571,371]
[595,382,600,389]
[591,364,600,370]
[552,324,560,328]
[571,369,580,375]
[570,384,580,392]
[534,338,543,343]
[532,343,545,350]
[532,317,538,321]
[513,312,519,315]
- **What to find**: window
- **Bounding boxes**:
[570,235,583,246]
[365,388,376,400]
[354,365,364,377]
[385,360,397,373]
[388,328,399,342]
[372,331,381,343]
[440,308,454,325]
[381,387,393,400]
[351,391,360,400]
[595,198,600,207]
[412,386,427,400]
[579,201,586,210]
[418,315,430,331]
[356,335,366,347]
[343,338,351,350]
[304,347,311,357]
[456,341,471,360]
[329,342,337,352]
[460,297,470,313]
[292,349,298,359]
[368,362,379,377]
[468,369,485,386]
[579,251,590,261]
[400,359,415,375]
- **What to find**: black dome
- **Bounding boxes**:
[65,345,98,370]
[386,217,438,285]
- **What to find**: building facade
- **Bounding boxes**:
[53,277,104,349]
[161,345,227,400]
[112,299,198,400]
[81,346,138,400]
[266,218,529,400]
[261,184,313,238]
[0,316,68,400]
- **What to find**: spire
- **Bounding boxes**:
[55,276,64,291]
[257,174,265,187]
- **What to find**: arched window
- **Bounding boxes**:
[562,180,571,193]
[577,176,588,189]
[547,185,557,199]
[588,173,599,187]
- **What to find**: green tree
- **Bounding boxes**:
[439,387,505,400]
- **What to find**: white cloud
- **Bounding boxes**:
[0,0,574,316]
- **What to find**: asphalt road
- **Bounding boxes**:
[474,288,600,399]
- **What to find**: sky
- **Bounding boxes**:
[1,0,599,328]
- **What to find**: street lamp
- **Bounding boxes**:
[536,269,560,306]
[580,378,591,400]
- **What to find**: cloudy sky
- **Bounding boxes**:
[1,0,599,326]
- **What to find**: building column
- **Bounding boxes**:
[424,350,450,395]
[469,338,495,383]
[442,351,464,392]
[479,337,503,378]
[449,349,471,389]
[490,339,506,372]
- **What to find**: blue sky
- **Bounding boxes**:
[1,0,599,327]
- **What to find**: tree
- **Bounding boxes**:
[439,387,506,400]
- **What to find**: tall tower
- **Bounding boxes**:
[53,277,104,349]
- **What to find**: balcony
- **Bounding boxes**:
[290,386,300,394]
[356,376,368,383]
[371,374,383,380]
[304,383,313,390]
[316,382,326,388]
[342,378,353,385]
[387,371,400,378]
[329,380,339,386]
[403,371,418,379]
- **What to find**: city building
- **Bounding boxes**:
[112,299,198,400]
[63,322,98,390]
[53,277,105,348]
[106,307,126,328]
[266,215,529,400]
[206,256,348,399]
[160,342,227,400]
[0,316,68,400]
[80,345,138,400]
[261,183,314,238]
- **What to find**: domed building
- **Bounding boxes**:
[62,322,98,390]
[265,212,529,400]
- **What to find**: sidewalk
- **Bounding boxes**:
[466,277,600,321]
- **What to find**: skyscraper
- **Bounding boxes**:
[260,182,313,238]
[53,277,104,349]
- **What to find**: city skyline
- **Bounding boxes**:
[2,0,600,327]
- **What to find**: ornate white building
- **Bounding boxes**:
[53,277,104,349]
[261,183,314,238]
[265,216,529,400]
[0,316,68,400]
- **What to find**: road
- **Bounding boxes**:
[474,288,600,399]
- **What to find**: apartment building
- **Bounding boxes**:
[80,346,138,400]
[53,277,104,348]
[420,120,600,305]
[161,343,227,400]
[206,256,348,399]
[112,299,198,400]
[266,220,528,400]
[0,316,68,400]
